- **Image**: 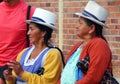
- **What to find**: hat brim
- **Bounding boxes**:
[75,13,108,28]
[26,20,58,31]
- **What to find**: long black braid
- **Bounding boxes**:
[84,18,107,43]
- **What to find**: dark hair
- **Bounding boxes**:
[34,23,53,47]
[0,0,3,2]
[84,18,107,43]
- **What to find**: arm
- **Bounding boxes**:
[20,48,63,84]
[5,49,27,84]
[4,69,16,84]
[76,39,112,84]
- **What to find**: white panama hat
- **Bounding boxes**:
[75,0,109,28]
[26,8,58,31]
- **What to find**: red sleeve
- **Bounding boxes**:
[76,39,112,84]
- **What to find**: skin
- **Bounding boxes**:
[76,17,96,45]
[3,23,47,82]
[0,78,5,84]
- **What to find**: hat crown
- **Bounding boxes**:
[32,8,57,26]
[75,0,109,27]
[84,0,109,21]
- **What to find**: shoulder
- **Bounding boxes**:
[18,48,28,56]
[85,37,111,54]
[45,47,62,60]
[16,48,28,62]
[44,47,62,64]
[48,47,61,55]
[88,37,108,47]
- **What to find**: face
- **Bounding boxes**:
[76,17,91,39]
[27,23,45,44]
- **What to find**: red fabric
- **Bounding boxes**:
[64,37,112,84]
[66,41,82,62]
[0,0,35,66]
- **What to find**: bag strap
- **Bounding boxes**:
[54,47,65,67]
[26,5,31,47]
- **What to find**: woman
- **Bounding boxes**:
[3,8,63,84]
[60,1,112,84]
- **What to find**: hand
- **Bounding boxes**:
[7,60,24,77]
[3,68,14,81]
